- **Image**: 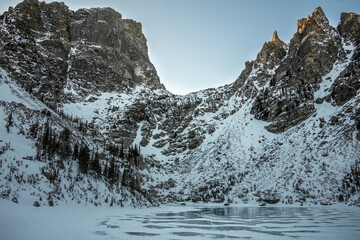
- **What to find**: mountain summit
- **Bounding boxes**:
[271,30,284,45]
[1,1,360,207]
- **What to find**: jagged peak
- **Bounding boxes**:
[311,7,330,25]
[272,30,279,42]
[312,7,326,19]
[297,6,330,34]
[254,30,286,68]
[272,30,285,45]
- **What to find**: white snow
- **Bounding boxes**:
[0,68,46,110]
[134,66,145,77]
[0,109,36,160]
[62,92,131,122]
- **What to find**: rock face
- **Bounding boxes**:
[250,7,345,133]
[256,31,286,69]
[0,0,163,108]
[1,2,360,206]
[67,8,162,94]
[330,12,360,106]
[338,12,360,44]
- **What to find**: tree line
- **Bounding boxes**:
[33,122,143,189]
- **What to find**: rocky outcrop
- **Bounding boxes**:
[0,0,71,107]
[67,7,163,95]
[330,12,360,106]
[250,7,344,133]
[256,31,286,69]
[0,0,163,109]
[330,50,360,106]
[337,12,360,44]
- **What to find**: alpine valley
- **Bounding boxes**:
[0,0,360,208]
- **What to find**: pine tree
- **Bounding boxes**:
[60,127,71,142]
[78,145,90,174]
[127,144,139,160]
[73,144,79,160]
[29,123,38,138]
[134,144,139,157]
[108,158,116,184]
[59,131,71,160]
[119,145,124,159]
[48,130,57,158]
[121,168,128,186]
[90,152,101,175]
[5,112,13,133]
[103,163,108,177]
[128,173,136,193]
[270,77,276,87]
[42,124,50,150]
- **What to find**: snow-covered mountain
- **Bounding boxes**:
[1,0,359,207]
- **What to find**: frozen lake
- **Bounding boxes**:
[1,200,360,240]
[110,206,360,239]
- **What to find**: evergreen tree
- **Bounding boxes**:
[60,127,71,142]
[59,130,71,160]
[121,168,128,186]
[42,124,50,150]
[108,158,116,184]
[134,144,138,156]
[29,123,38,138]
[90,152,101,175]
[103,162,109,177]
[132,144,140,157]
[5,112,13,133]
[119,145,124,159]
[48,130,57,158]
[127,144,140,161]
[78,145,90,173]
[73,144,79,160]
[107,144,119,156]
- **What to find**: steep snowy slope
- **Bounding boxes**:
[167,26,360,205]
[0,67,159,207]
[174,86,359,205]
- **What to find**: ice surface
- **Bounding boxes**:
[1,200,360,240]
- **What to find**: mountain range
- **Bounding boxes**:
[0,0,359,207]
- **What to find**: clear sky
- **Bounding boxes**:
[1,0,359,95]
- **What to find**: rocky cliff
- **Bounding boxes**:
[0,0,163,108]
[1,1,360,207]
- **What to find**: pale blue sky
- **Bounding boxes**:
[1,0,359,94]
